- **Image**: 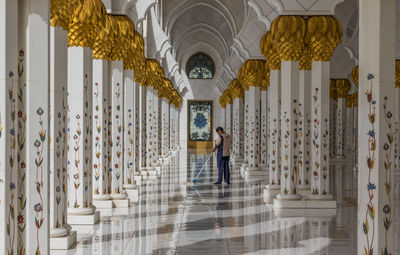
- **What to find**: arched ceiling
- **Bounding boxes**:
[163,0,247,69]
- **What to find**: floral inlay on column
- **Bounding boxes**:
[126,109,134,184]
[7,71,17,255]
[72,114,82,208]
[114,83,123,193]
[34,107,46,255]
[93,83,102,194]
[312,87,320,195]
[17,48,27,255]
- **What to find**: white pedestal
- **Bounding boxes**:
[263,186,281,204]
[125,189,139,203]
[112,199,130,208]
[134,174,142,186]
[273,198,336,209]
[50,231,77,250]
[273,208,336,218]
[245,167,264,176]
[93,199,113,209]
[68,210,100,225]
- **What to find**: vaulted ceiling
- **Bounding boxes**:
[162,0,247,67]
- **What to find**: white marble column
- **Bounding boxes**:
[175,107,180,149]
[133,81,141,184]
[345,94,354,154]
[334,79,350,158]
[109,61,127,200]
[161,97,170,159]
[246,86,261,173]
[152,90,160,169]
[92,59,111,203]
[241,89,250,172]
[309,61,332,199]
[123,70,136,189]
[298,69,311,191]
[232,95,244,164]
[260,89,268,168]
[0,1,19,253]
[24,1,50,253]
[225,103,232,135]
[358,0,396,253]
[169,105,175,152]
[67,47,99,224]
[49,26,76,247]
[146,86,156,173]
[266,69,281,190]
[329,80,337,158]
[139,86,147,174]
[277,61,301,200]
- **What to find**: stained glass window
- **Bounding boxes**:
[186,52,215,79]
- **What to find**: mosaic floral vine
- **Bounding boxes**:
[83,76,90,203]
[34,107,46,255]
[114,83,123,193]
[282,111,290,194]
[72,114,82,208]
[93,83,102,195]
[8,71,17,255]
[382,95,393,255]
[312,87,320,195]
[363,73,376,255]
[126,108,134,183]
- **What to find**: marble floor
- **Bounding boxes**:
[52,151,400,255]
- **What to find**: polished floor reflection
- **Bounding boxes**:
[52,152,400,255]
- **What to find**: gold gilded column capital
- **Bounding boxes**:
[306,16,342,62]
[335,79,351,98]
[238,60,266,91]
[395,60,400,88]
[351,65,359,88]
[260,62,270,91]
[300,44,312,70]
[270,16,306,62]
[68,0,107,48]
[260,32,281,70]
[346,94,353,108]
[51,0,80,30]
[330,79,337,100]
[229,79,244,100]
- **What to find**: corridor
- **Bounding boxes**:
[50,152,386,255]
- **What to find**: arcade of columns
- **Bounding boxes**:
[0,0,182,253]
[219,4,399,254]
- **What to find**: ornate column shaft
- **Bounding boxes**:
[49,25,76,246]
[267,69,281,189]
[246,85,261,172]
[92,59,110,201]
[232,96,244,164]
[139,86,147,173]
[152,90,160,168]
[260,89,268,168]
[161,98,170,158]
[169,105,175,152]
[145,86,156,173]
[175,108,180,149]
[67,47,99,223]
[334,79,350,158]
[225,103,232,135]
[109,61,126,199]
[0,1,19,254]
[272,16,306,199]
[345,94,354,153]
[298,69,311,191]
[123,70,136,189]
[329,80,337,158]
[358,0,396,253]
[307,16,341,200]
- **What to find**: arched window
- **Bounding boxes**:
[186,52,215,79]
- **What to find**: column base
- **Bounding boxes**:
[273,197,336,209]
[231,156,244,165]
[139,167,149,180]
[299,185,311,196]
[68,210,100,225]
[134,174,142,186]
[50,231,77,250]
[112,199,130,208]
[307,194,334,200]
[123,183,137,189]
[125,189,139,203]
[93,199,113,209]
[93,194,111,200]
[263,185,281,204]
[110,193,127,200]
[245,167,264,176]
